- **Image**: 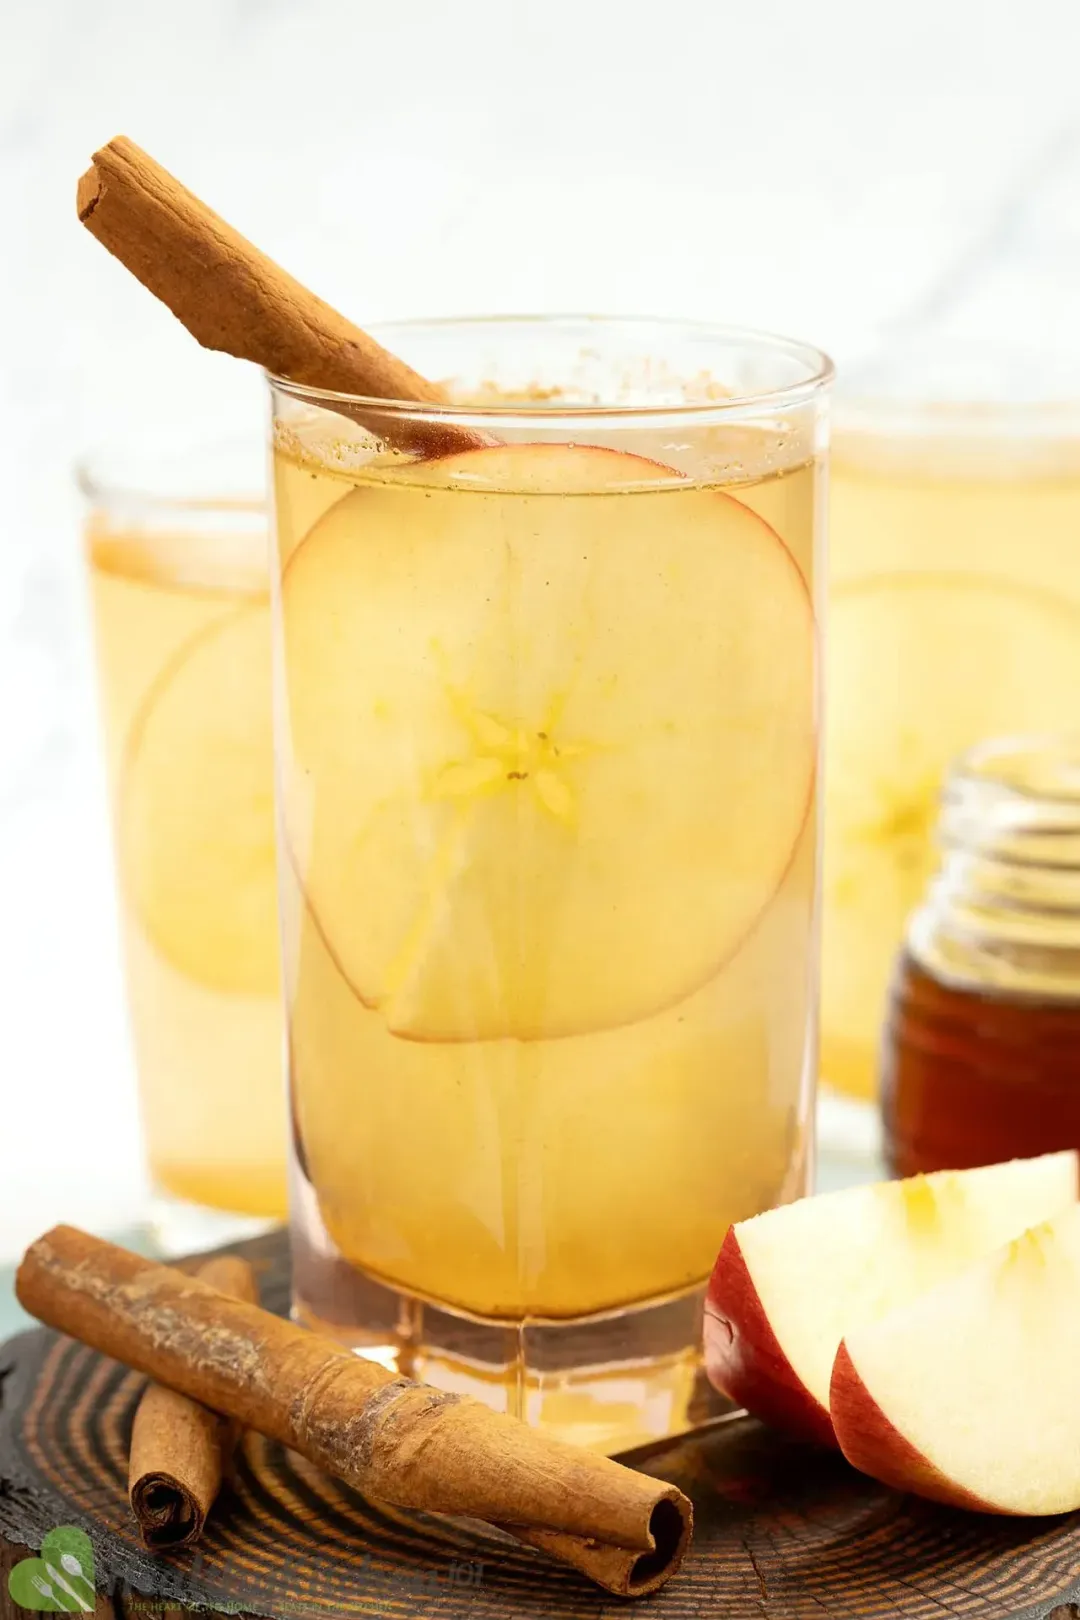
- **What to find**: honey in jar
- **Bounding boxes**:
[882,736,1080,1178]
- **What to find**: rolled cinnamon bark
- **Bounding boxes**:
[128,1254,258,1550]
[76,137,485,457]
[17,1227,692,1598]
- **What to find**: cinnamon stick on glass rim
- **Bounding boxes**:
[128,1254,258,1550]
[76,136,486,458]
[17,1227,692,1598]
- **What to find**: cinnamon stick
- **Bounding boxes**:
[17,1227,692,1598]
[128,1254,257,1550]
[76,137,485,457]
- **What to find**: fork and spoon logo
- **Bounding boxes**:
[8,1527,95,1612]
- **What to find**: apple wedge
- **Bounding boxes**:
[704,1152,1078,1446]
[280,441,814,1043]
[831,1203,1080,1513]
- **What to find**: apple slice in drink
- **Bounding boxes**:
[284,803,816,1318]
[279,442,814,1043]
[704,1152,1078,1446]
[831,1203,1080,1513]
[122,604,278,994]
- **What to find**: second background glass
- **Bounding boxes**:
[81,440,287,1248]
[824,373,1080,1115]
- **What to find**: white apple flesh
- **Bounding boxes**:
[705,1152,1078,1446]
[278,441,814,1045]
[831,1202,1080,1514]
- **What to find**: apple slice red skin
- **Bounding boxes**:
[704,1225,837,1449]
[829,1342,1006,1512]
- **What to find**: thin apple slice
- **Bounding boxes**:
[122,604,278,994]
[832,1203,1080,1513]
[284,806,815,1319]
[704,1152,1078,1446]
[272,441,354,567]
[280,442,814,1042]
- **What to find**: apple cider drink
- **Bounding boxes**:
[824,408,1080,1106]
[273,319,831,1450]
[84,458,287,1228]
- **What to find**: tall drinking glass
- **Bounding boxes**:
[271,318,831,1451]
[824,387,1080,1111]
[81,442,287,1245]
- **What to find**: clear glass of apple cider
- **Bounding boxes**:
[271,318,831,1452]
[824,383,1080,1117]
[81,440,287,1246]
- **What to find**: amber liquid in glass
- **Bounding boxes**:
[276,398,821,1449]
[87,518,287,1219]
[824,433,1080,1104]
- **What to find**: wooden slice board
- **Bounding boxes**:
[1,1229,1078,1619]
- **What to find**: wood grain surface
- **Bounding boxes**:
[1,1228,1079,1619]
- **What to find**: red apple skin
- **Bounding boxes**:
[830,1342,1004,1512]
[705,1226,837,1448]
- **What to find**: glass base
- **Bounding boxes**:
[149,1189,279,1258]
[291,1173,734,1455]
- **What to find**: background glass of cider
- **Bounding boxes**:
[81,442,287,1245]
[824,381,1080,1111]
[272,317,831,1452]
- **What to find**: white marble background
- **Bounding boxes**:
[2,0,1079,1259]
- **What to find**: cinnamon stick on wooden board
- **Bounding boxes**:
[76,136,485,457]
[17,1227,692,1599]
[128,1254,257,1550]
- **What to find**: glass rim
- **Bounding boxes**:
[836,332,1080,433]
[266,313,834,422]
[75,433,266,512]
[835,393,1080,437]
